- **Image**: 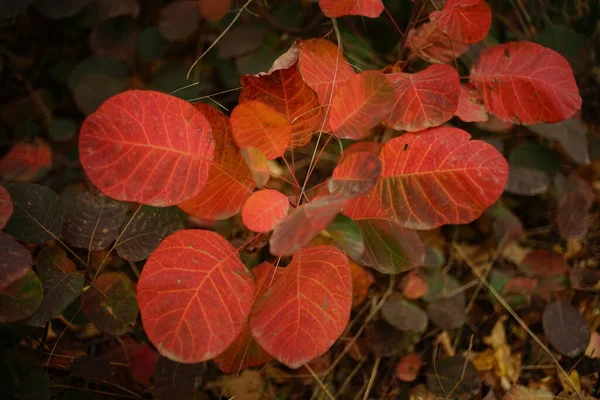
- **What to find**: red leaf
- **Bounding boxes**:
[198,0,231,21]
[395,353,423,382]
[298,39,356,107]
[137,230,255,363]
[269,194,348,256]
[249,245,352,368]
[429,0,492,44]
[240,147,270,188]
[456,83,488,122]
[470,41,581,124]
[407,22,470,64]
[341,141,382,159]
[215,262,283,373]
[130,345,159,386]
[377,126,508,229]
[328,152,382,197]
[318,0,384,18]
[231,101,292,160]
[239,64,324,147]
[399,271,429,300]
[350,260,374,308]
[520,249,568,277]
[0,141,52,182]
[385,64,460,132]
[242,190,290,233]
[328,71,395,139]
[0,186,13,230]
[178,104,253,220]
[79,90,215,206]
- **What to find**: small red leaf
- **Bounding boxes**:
[429,0,492,44]
[399,272,429,300]
[249,245,352,368]
[269,194,348,256]
[470,41,582,124]
[377,126,508,229]
[328,152,382,197]
[385,64,460,132]
[395,353,423,382]
[215,262,283,373]
[350,261,374,308]
[137,230,255,363]
[0,141,52,182]
[79,90,215,206]
[130,345,159,386]
[240,64,324,147]
[318,0,384,18]
[407,22,470,64]
[328,71,395,139]
[178,104,254,220]
[240,147,270,188]
[520,249,568,277]
[242,190,290,233]
[298,39,356,107]
[231,101,292,160]
[198,0,231,21]
[456,83,489,122]
[0,186,13,230]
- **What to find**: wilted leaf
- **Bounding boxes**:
[529,115,590,165]
[115,205,184,262]
[343,194,425,274]
[215,262,283,373]
[61,190,128,250]
[486,203,523,243]
[31,0,93,19]
[426,356,481,398]
[89,17,138,61]
[242,189,290,233]
[505,143,558,196]
[48,118,78,142]
[218,25,263,58]
[158,1,199,42]
[328,151,382,197]
[365,319,403,357]
[520,249,568,277]
[427,290,466,329]
[239,62,323,147]
[198,0,231,21]
[470,41,581,124]
[407,22,470,64]
[137,230,255,363]
[94,0,140,20]
[395,353,423,382]
[0,141,52,182]
[269,194,347,256]
[153,357,205,400]
[318,0,384,18]
[557,181,594,240]
[240,147,270,188]
[68,55,128,91]
[249,245,351,368]
[81,272,138,335]
[70,355,113,385]
[231,101,292,160]
[327,214,364,261]
[377,127,508,230]
[25,246,84,326]
[79,90,215,206]
[385,64,460,132]
[0,0,34,19]
[0,270,43,323]
[503,385,554,400]
[328,70,395,139]
[456,83,488,122]
[137,27,167,61]
[178,104,253,220]
[0,232,32,291]
[429,0,492,44]
[0,186,12,230]
[4,183,63,244]
[381,296,428,333]
[298,38,356,106]
[542,300,590,357]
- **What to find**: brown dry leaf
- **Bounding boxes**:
[585,331,600,358]
[502,385,554,399]
[215,369,269,400]
[559,370,581,395]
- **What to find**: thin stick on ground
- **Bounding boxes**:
[453,243,585,400]
[304,363,336,400]
[363,357,381,400]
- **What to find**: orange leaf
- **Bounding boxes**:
[385,64,460,132]
[328,152,382,197]
[249,245,352,368]
[395,353,423,382]
[407,22,470,64]
[455,83,489,122]
[197,0,231,21]
[0,140,52,182]
[350,261,374,308]
[242,189,290,233]
[231,101,292,160]
[240,147,270,188]
[429,0,492,44]
[240,63,324,147]
[270,194,348,256]
[179,104,254,220]
[470,41,581,124]
[298,39,356,107]
[137,230,255,363]
[318,0,384,18]
[377,126,508,229]
[328,71,395,139]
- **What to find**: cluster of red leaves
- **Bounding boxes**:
[72,0,581,371]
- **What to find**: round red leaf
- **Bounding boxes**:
[242,190,290,233]
[429,0,492,44]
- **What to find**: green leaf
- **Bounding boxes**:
[0,270,43,323]
[326,214,364,260]
[4,183,64,244]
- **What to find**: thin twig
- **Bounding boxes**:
[363,357,380,400]
[304,363,336,400]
